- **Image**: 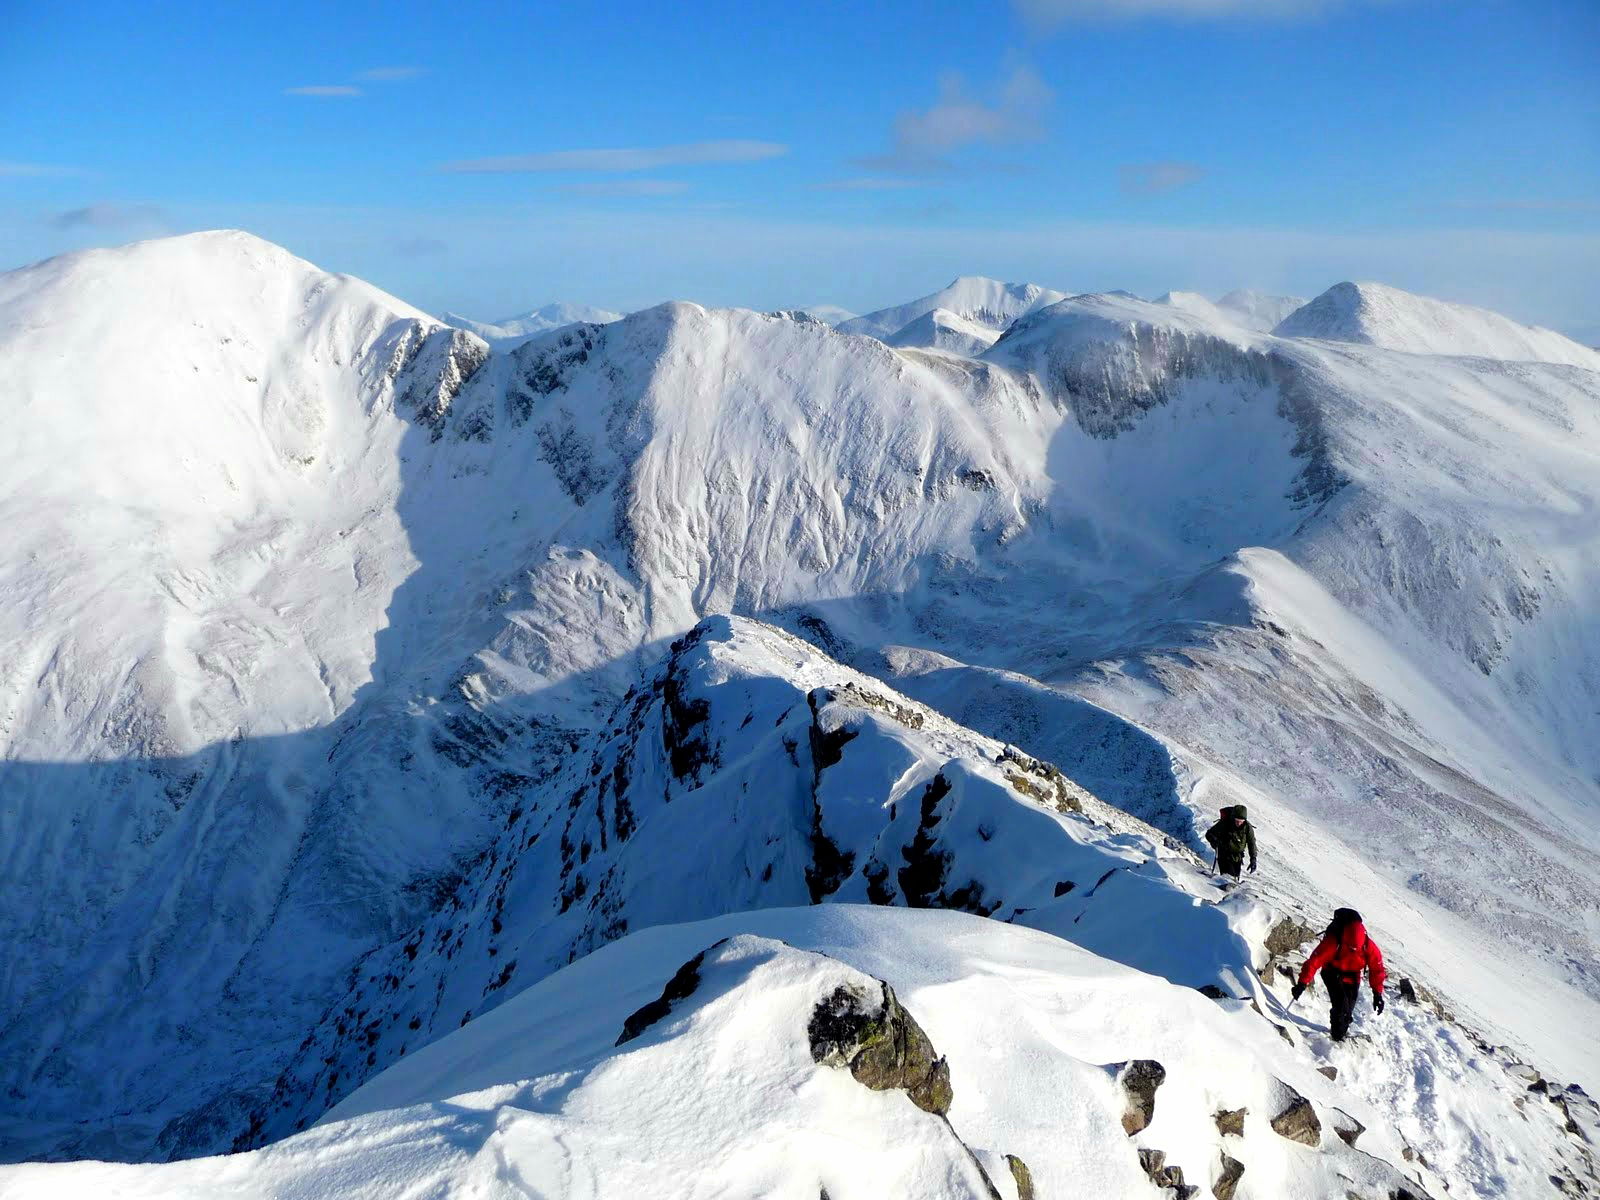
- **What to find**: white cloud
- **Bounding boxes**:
[1120,162,1207,194]
[357,66,426,81]
[284,85,363,97]
[860,65,1053,173]
[1016,0,1339,22]
[560,179,690,197]
[440,141,787,173]
[0,161,86,177]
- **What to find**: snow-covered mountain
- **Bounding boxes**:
[789,302,857,326]
[884,305,1002,357]
[837,276,1069,342]
[441,300,623,345]
[1157,288,1308,333]
[1273,280,1598,366]
[2,231,1598,1198]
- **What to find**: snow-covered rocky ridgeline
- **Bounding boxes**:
[439,300,624,346]
[1,231,1598,1194]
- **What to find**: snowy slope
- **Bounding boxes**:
[837,276,1069,341]
[884,305,1001,357]
[17,904,1581,1200]
[1274,280,1599,366]
[441,301,622,345]
[2,233,1599,1196]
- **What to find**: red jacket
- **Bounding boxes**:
[1299,922,1386,994]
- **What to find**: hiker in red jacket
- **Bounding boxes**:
[1292,907,1386,1041]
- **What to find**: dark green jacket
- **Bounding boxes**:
[1204,806,1258,867]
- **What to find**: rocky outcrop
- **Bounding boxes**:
[808,981,953,1116]
[1137,1147,1198,1198]
[1213,1152,1246,1200]
[616,944,719,1045]
[1109,1059,1167,1136]
[1004,1154,1035,1200]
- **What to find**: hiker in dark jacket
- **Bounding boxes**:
[1203,804,1257,878]
[1293,907,1386,1041]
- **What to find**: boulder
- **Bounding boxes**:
[1107,1059,1167,1136]
[1331,1107,1366,1146]
[808,981,953,1116]
[1319,1065,1339,1081]
[1270,1083,1322,1147]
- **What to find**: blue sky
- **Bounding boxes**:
[2,0,1596,330]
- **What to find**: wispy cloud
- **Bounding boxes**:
[440,140,787,174]
[560,179,691,197]
[1016,0,1342,23]
[284,85,363,97]
[859,65,1053,174]
[50,203,167,230]
[0,161,87,178]
[1119,161,1206,194]
[813,177,932,191]
[358,66,427,81]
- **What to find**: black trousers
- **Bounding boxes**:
[1218,857,1244,879]
[1322,967,1361,1039]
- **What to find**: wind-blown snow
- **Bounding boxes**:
[1,231,1597,1197]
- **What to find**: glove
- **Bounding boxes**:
[1291,984,1305,1001]
[1373,993,1385,1014]
[1248,860,1258,873]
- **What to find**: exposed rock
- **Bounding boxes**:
[1214,1153,1246,1200]
[1108,1059,1167,1135]
[615,945,715,1045]
[1197,984,1231,1000]
[1214,1107,1247,1137]
[1264,916,1318,958]
[808,980,953,1116]
[1005,1154,1035,1200]
[1270,1084,1322,1147]
[1397,978,1436,1009]
[1137,1148,1198,1198]
[1331,1107,1366,1146]
[1319,1065,1339,1081]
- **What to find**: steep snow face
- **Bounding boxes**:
[13,904,1556,1200]
[838,276,1069,342]
[441,301,623,345]
[884,306,1001,357]
[1275,281,1600,366]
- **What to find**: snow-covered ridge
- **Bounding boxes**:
[1274,280,1599,366]
[440,301,623,346]
[838,275,1069,342]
